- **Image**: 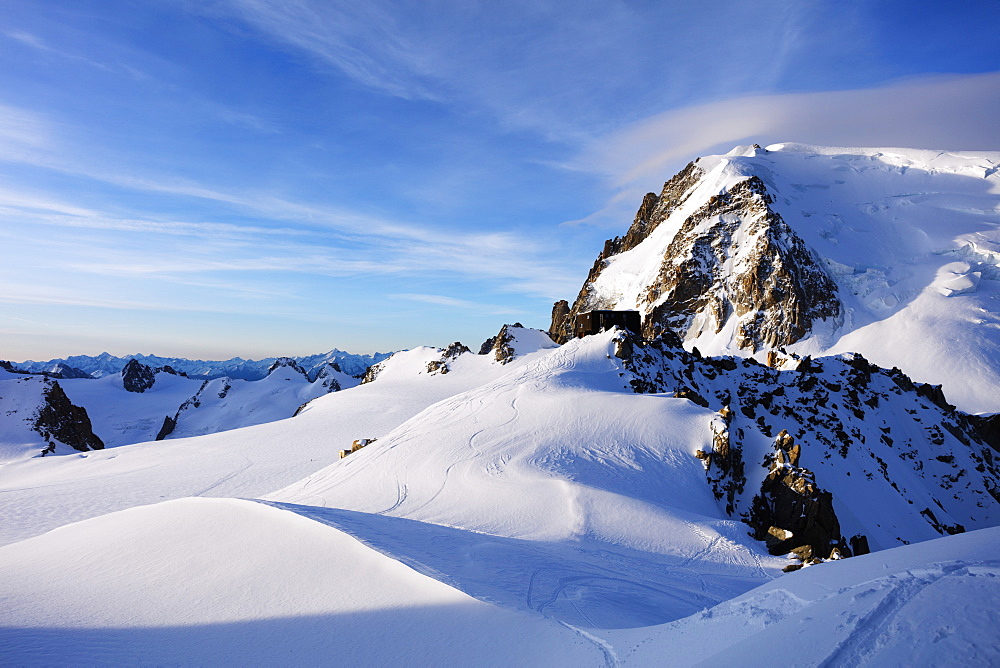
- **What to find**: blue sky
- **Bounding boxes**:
[1,0,998,361]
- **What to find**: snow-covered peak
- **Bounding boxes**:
[265,357,309,380]
[552,143,1000,412]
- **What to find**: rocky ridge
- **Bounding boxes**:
[612,330,999,560]
[552,151,842,351]
[33,379,104,455]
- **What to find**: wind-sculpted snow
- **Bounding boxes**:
[1,323,998,663]
[256,501,758,629]
[0,498,606,666]
[554,143,1000,412]
[605,525,1000,666]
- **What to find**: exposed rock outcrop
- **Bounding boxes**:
[267,357,309,378]
[483,324,523,364]
[155,415,176,441]
[642,177,841,348]
[360,361,384,385]
[121,359,157,393]
[747,430,846,561]
[427,342,471,375]
[312,363,343,392]
[33,380,104,454]
[548,300,570,343]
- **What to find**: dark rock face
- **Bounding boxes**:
[121,359,156,393]
[267,357,309,378]
[640,176,842,349]
[548,300,570,343]
[33,380,104,453]
[427,342,471,375]
[552,160,842,352]
[968,413,1000,453]
[747,430,846,560]
[155,415,176,441]
[478,336,497,355]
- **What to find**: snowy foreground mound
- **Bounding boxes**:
[1,498,996,665]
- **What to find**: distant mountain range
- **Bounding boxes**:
[15,348,395,381]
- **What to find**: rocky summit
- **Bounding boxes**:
[551,144,1000,414]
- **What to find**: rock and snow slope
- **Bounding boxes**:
[0,326,558,545]
[0,318,997,663]
[605,524,1000,666]
[553,144,1000,413]
[0,357,356,460]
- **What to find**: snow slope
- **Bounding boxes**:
[0,375,59,461]
[1,486,996,665]
[270,335,787,624]
[0,361,356,460]
[607,525,1000,666]
[0,498,605,666]
[584,144,1000,413]
[0,330,559,546]
[58,368,204,446]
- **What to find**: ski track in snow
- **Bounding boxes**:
[253,499,735,630]
[193,454,252,497]
[559,621,620,668]
[817,562,1000,667]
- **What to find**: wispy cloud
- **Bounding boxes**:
[3,29,115,72]
[391,293,525,316]
[206,1,820,142]
[220,0,442,101]
[0,147,577,303]
[573,71,1000,225]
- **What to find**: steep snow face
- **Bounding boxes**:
[564,144,1000,412]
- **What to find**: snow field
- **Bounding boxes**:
[0,497,605,666]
